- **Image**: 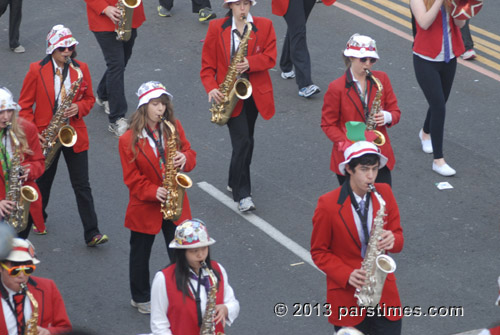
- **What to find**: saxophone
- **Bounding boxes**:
[199,262,224,335]
[41,57,79,170]
[354,184,396,308]
[364,70,386,146]
[209,20,253,126]
[20,283,39,335]
[115,0,141,41]
[160,117,192,221]
[4,123,39,233]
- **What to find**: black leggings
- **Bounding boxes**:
[413,55,457,159]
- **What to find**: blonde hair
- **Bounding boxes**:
[128,94,179,160]
[3,112,32,159]
[424,0,451,12]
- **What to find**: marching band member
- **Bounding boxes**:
[0,88,45,238]
[321,34,401,187]
[0,238,72,334]
[271,0,336,98]
[84,0,146,137]
[411,0,465,176]
[119,81,196,314]
[18,25,108,246]
[150,219,239,335]
[311,141,404,334]
[200,0,276,212]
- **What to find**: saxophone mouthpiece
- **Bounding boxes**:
[368,184,375,192]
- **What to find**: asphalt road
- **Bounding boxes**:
[1,0,499,334]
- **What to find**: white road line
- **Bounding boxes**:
[197,181,320,272]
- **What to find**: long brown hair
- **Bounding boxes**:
[424,0,451,12]
[128,94,179,160]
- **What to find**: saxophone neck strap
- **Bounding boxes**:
[188,271,204,327]
[347,183,371,244]
[0,129,11,186]
[145,125,166,168]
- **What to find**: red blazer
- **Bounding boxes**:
[0,118,45,225]
[311,182,404,326]
[201,17,277,121]
[413,8,465,58]
[0,276,72,334]
[119,120,196,235]
[271,0,337,16]
[164,261,225,335]
[19,57,95,154]
[321,70,401,175]
[84,0,146,32]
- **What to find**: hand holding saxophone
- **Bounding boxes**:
[214,304,229,327]
[377,229,395,251]
[349,269,367,290]
[173,151,186,170]
[103,6,122,25]
[156,187,168,203]
[37,326,51,335]
[63,103,79,118]
[0,200,15,216]
[208,88,224,104]
[235,57,249,73]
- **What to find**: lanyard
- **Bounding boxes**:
[145,125,166,168]
[188,273,203,327]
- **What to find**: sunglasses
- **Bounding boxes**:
[359,57,377,64]
[0,262,36,277]
[57,45,75,52]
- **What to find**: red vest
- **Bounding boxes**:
[163,261,225,335]
[413,8,465,58]
[491,326,500,335]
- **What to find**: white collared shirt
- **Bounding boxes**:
[1,281,33,335]
[231,13,254,55]
[150,263,240,335]
[52,58,71,107]
[351,192,373,257]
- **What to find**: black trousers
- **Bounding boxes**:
[227,98,258,202]
[93,29,137,123]
[159,0,210,12]
[280,0,316,89]
[36,147,100,243]
[413,55,457,159]
[460,20,474,50]
[129,220,176,302]
[0,0,22,49]
[334,316,402,335]
[336,166,392,187]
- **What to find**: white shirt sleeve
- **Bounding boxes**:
[382,110,392,125]
[218,263,240,326]
[150,271,172,335]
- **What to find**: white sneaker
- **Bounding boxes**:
[298,84,320,98]
[461,49,477,60]
[238,197,256,212]
[281,70,296,79]
[226,185,232,193]
[130,300,151,314]
[432,162,456,176]
[109,117,128,137]
[11,45,25,53]
[419,129,433,154]
[96,97,110,114]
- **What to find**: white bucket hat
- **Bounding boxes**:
[338,141,388,176]
[169,219,216,249]
[3,238,40,264]
[0,87,20,112]
[136,81,173,109]
[46,24,79,55]
[223,0,257,8]
[344,33,379,60]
